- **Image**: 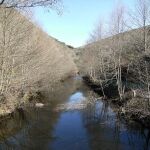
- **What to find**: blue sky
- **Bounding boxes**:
[32,0,136,47]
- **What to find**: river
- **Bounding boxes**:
[0,77,149,150]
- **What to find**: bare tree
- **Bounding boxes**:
[109,3,126,36]
[0,0,61,9]
[87,20,104,43]
[0,7,33,94]
[131,56,150,107]
[82,3,128,99]
[129,0,150,52]
[0,0,63,93]
[107,3,127,100]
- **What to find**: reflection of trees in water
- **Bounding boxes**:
[81,98,150,150]
[0,109,26,139]
[45,77,85,106]
[0,78,84,150]
[125,125,150,150]
[82,102,109,125]
[0,109,27,149]
[82,91,114,126]
[81,100,122,150]
[145,130,150,150]
[0,107,61,150]
[0,78,149,150]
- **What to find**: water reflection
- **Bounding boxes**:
[69,92,85,103]
[81,97,150,150]
[0,110,26,140]
[72,83,150,150]
[0,78,149,150]
[0,104,65,150]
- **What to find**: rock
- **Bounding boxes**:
[35,103,44,108]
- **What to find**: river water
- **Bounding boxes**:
[0,77,149,150]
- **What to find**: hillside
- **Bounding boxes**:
[0,7,78,116]
[0,8,77,91]
[78,27,150,127]
[78,26,150,76]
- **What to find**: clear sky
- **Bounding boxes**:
[32,0,136,48]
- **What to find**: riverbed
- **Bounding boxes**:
[0,77,149,150]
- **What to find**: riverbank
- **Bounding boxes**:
[0,88,43,120]
[83,76,150,128]
[0,73,79,120]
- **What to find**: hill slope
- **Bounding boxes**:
[78,26,150,127]
[0,8,78,93]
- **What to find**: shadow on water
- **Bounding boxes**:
[0,76,149,150]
